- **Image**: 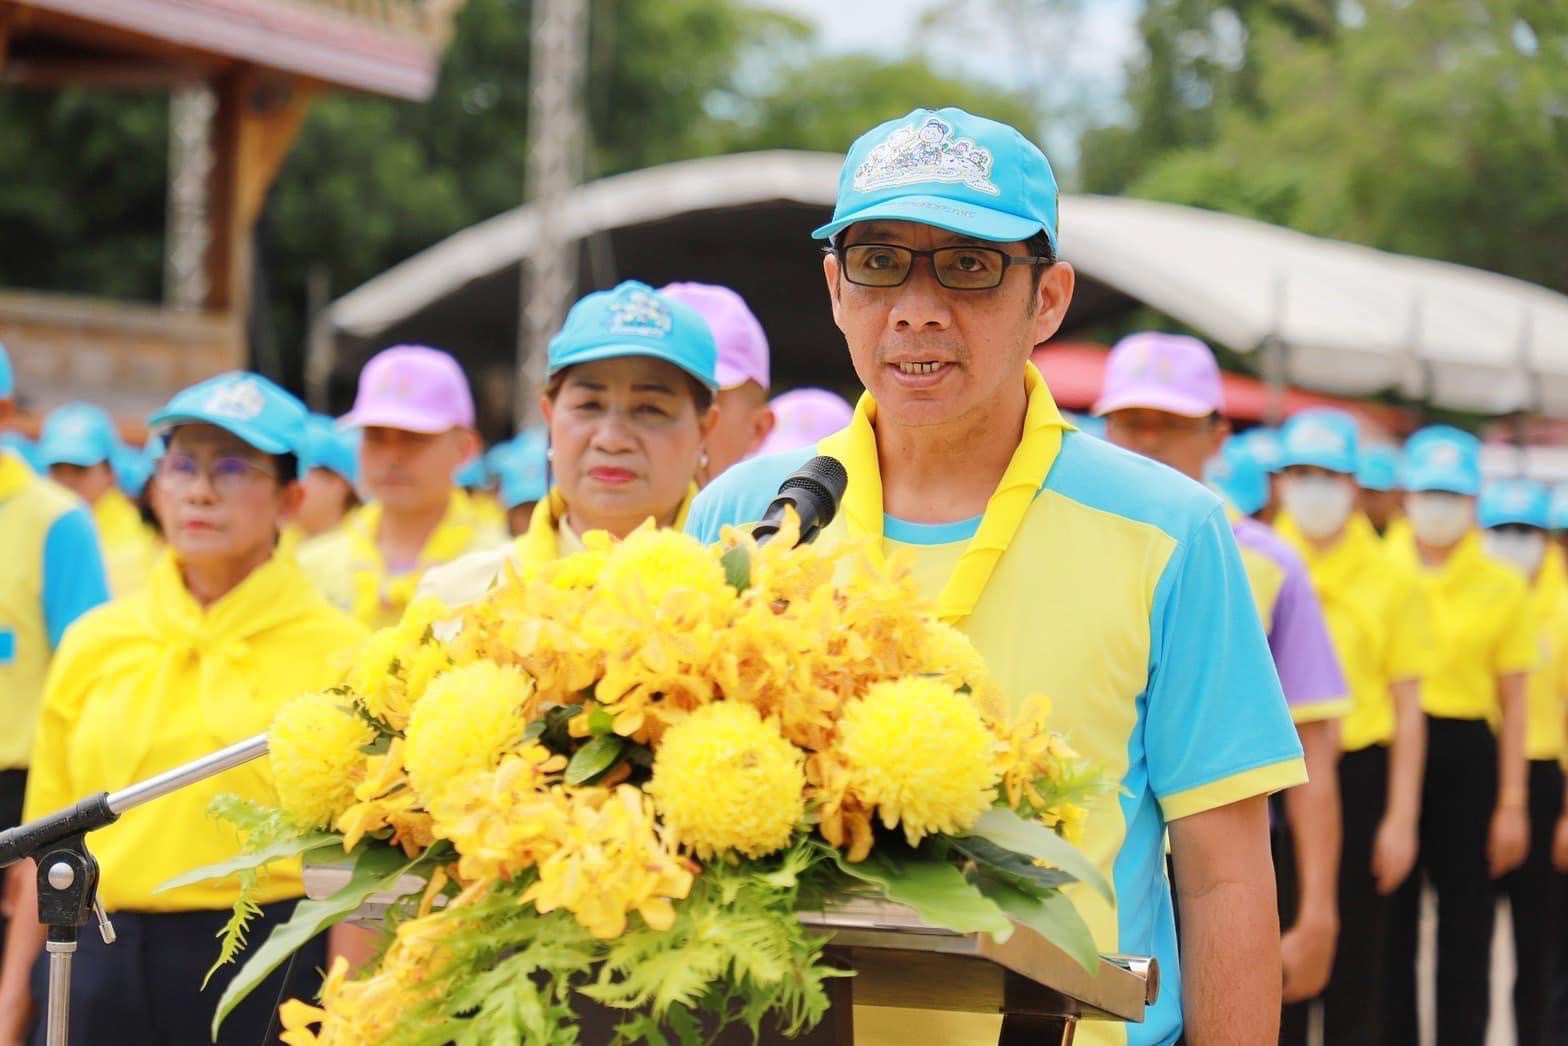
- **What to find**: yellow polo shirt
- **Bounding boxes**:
[1390,531,1537,721]
[23,545,367,911]
[1277,513,1431,751]
[93,488,161,596]
[296,490,508,629]
[1526,566,1568,761]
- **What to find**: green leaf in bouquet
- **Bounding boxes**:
[211,844,426,1039]
[155,797,342,895]
[823,841,1013,941]
[948,834,1076,896]
[565,734,626,785]
[588,704,617,737]
[976,871,1100,973]
[155,834,342,894]
[963,808,1112,903]
[720,544,751,592]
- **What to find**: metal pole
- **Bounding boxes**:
[107,733,267,815]
[44,939,73,1046]
[515,0,588,428]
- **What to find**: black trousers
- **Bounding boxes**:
[0,769,27,966]
[27,901,327,1046]
[1385,716,1497,1046]
[1500,758,1565,1046]
[1280,743,1392,1046]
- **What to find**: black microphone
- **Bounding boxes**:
[752,455,848,547]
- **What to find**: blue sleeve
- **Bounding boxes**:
[685,448,815,545]
[1144,505,1305,819]
[42,507,110,648]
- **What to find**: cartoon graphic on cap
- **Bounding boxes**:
[854,115,1000,196]
[607,289,673,339]
[373,368,419,403]
[1288,419,1349,456]
[201,377,267,421]
[1425,442,1461,468]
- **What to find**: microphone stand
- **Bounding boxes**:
[0,733,268,1046]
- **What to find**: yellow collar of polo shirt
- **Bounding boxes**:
[513,484,699,571]
[0,451,33,500]
[817,362,1070,626]
[347,489,488,624]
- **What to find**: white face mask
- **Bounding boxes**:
[1280,475,1356,539]
[1405,492,1474,547]
[1483,529,1546,577]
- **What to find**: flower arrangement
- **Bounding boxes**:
[177,513,1107,1045]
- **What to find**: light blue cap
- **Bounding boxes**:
[37,403,118,468]
[299,414,360,484]
[1479,478,1550,530]
[0,343,12,399]
[497,427,549,510]
[1548,485,1568,531]
[110,442,153,498]
[548,281,718,390]
[1207,436,1270,516]
[812,107,1060,249]
[455,454,491,489]
[1401,425,1481,496]
[147,372,308,457]
[1234,427,1283,474]
[0,431,40,472]
[1355,444,1401,492]
[1279,408,1359,475]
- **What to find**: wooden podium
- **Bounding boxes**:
[304,863,1158,1045]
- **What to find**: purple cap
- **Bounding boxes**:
[1092,332,1224,419]
[658,282,769,390]
[339,345,475,433]
[757,388,855,456]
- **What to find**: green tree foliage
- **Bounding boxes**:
[1080,1,1568,293]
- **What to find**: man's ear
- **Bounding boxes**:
[823,252,845,334]
[1030,261,1076,345]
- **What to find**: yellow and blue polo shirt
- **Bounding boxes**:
[688,431,1306,1046]
[0,451,110,771]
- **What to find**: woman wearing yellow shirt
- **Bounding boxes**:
[1382,426,1535,1046]
[1478,478,1568,1044]
[0,373,367,1046]
[1274,409,1430,1046]
[420,281,719,605]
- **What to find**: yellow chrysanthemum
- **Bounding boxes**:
[595,523,733,613]
[522,785,694,939]
[919,621,1007,723]
[346,626,407,727]
[269,690,376,830]
[403,661,536,803]
[649,702,805,859]
[836,677,999,845]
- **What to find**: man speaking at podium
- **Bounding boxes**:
[687,108,1307,1045]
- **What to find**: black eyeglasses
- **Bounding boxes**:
[835,243,1052,290]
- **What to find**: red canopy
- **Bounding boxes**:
[1032,341,1414,434]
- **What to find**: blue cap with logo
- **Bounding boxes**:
[1279,408,1360,475]
[813,107,1060,250]
[299,413,360,484]
[37,403,119,468]
[548,281,718,390]
[455,454,491,489]
[1401,425,1481,496]
[1231,427,1283,475]
[147,372,308,457]
[1207,435,1270,516]
[1479,478,1550,530]
[110,442,153,498]
[497,427,550,510]
[0,342,12,400]
[1355,444,1401,492]
[0,431,40,472]
[1549,485,1568,531]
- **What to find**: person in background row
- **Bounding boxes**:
[1356,443,1403,536]
[691,108,1309,1044]
[419,281,719,607]
[754,387,854,457]
[297,345,506,628]
[1095,333,1349,1010]
[660,282,773,485]
[1205,432,1271,518]
[36,403,160,595]
[494,427,549,537]
[0,372,369,1045]
[1383,426,1536,1046]
[0,344,108,978]
[1235,425,1284,523]
[292,414,361,540]
[1477,478,1568,1045]
[455,452,507,532]
[0,433,40,474]
[1273,408,1430,1046]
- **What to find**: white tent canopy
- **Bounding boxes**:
[326,150,1568,416]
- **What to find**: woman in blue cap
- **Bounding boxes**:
[293,414,361,540]
[0,373,368,1045]
[1382,426,1536,1046]
[420,281,718,604]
